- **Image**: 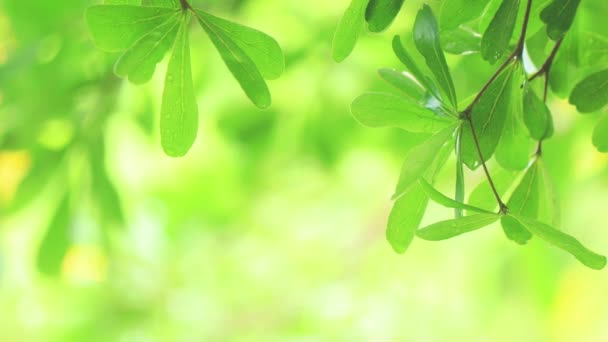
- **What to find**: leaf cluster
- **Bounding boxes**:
[343,1,608,269]
[86,0,284,156]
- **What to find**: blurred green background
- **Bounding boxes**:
[1,0,608,341]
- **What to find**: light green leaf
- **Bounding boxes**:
[593,114,608,153]
[495,64,530,171]
[392,36,441,100]
[523,85,553,140]
[481,0,520,64]
[413,5,458,107]
[332,0,369,62]
[439,0,488,30]
[502,163,542,244]
[105,0,140,4]
[387,182,429,253]
[114,13,180,84]
[511,215,606,270]
[194,10,284,80]
[160,14,198,157]
[569,69,608,113]
[441,27,482,55]
[37,194,71,276]
[377,68,425,102]
[196,10,271,108]
[86,5,179,52]
[365,0,405,33]
[419,179,494,214]
[392,124,456,200]
[536,159,560,226]
[455,126,465,217]
[468,166,517,212]
[351,92,454,132]
[416,214,500,241]
[540,0,581,41]
[461,65,515,170]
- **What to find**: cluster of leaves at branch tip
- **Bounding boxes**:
[340,0,608,269]
[86,0,284,157]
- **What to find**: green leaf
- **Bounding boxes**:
[461,65,515,170]
[105,0,140,4]
[468,166,517,212]
[439,0,488,31]
[511,215,606,270]
[495,64,529,171]
[160,13,198,157]
[365,0,405,33]
[536,159,559,226]
[481,0,520,64]
[194,10,284,80]
[86,5,179,52]
[114,13,180,84]
[392,36,441,100]
[377,68,425,102]
[351,92,454,132]
[413,5,458,107]
[569,69,608,113]
[196,10,272,108]
[523,85,553,140]
[332,0,369,62]
[441,27,482,55]
[419,179,494,214]
[37,194,71,276]
[89,140,125,227]
[392,124,456,200]
[540,0,581,41]
[387,182,429,253]
[593,114,608,153]
[416,214,500,241]
[455,126,465,217]
[142,0,177,7]
[502,163,542,244]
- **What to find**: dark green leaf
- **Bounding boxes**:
[419,179,494,214]
[540,0,581,41]
[392,124,457,199]
[387,182,429,253]
[413,5,458,107]
[569,69,608,113]
[37,194,71,276]
[114,13,180,84]
[500,215,532,245]
[439,0,488,30]
[86,5,179,52]
[416,214,500,241]
[593,114,608,153]
[481,0,520,64]
[523,85,553,140]
[332,0,368,62]
[160,13,198,157]
[511,215,606,270]
[461,65,516,170]
[365,0,405,33]
[377,68,425,101]
[196,10,272,108]
[351,93,454,132]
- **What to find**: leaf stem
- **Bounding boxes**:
[458,0,534,214]
[464,117,509,214]
[179,0,191,11]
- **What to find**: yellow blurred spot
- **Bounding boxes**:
[37,119,74,151]
[62,245,107,284]
[0,151,31,205]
